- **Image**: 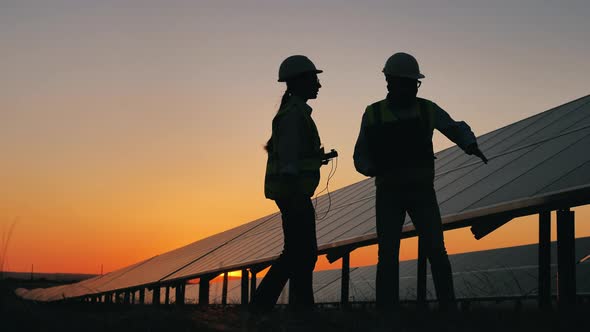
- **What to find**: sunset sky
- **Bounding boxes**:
[1,0,590,275]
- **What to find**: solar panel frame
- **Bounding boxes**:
[18,95,590,301]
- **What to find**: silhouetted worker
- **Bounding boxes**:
[353,53,487,313]
[250,55,326,317]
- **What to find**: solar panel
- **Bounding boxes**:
[185,238,590,303]
[92,213,278,292]
[17,95,590,302]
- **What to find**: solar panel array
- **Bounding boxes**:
[16,95,590,302]
[212,237,590,303]
[62,237,589,305]
[221,236,590,303]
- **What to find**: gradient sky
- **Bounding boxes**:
[1,0,590,274]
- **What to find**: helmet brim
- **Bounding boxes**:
[383,71,425,80]
[278,69,323,82]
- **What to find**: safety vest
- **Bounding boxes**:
[264,99,322,199]
[365,97,436,185]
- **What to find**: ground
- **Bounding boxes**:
[2,280,589,332]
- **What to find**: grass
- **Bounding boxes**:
[0,218,18,280]
[2,279,589,332]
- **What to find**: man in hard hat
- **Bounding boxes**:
[353,52,487,313]
[250,55,332,321]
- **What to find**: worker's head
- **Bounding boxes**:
[383,53,424,102]
[385,75,421,102]
[278,55,322,101]
[285,71,322,100]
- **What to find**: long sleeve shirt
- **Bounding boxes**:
[273,95,319,176]
[353,97,477,177]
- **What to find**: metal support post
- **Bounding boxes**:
[539,211,551,309]
[123,291,130,304]
[199,276,211,306]
[341,252,350,307]
[176,283,185,305]
[139,288,145,305]
[417,236,427,308]
[288,278,296,305]
[152,286,161,305]
[241,268,249,306]
[557,209,576,309]
[250,269,257,301]
[165,286,171,305]
[222,272,229,306]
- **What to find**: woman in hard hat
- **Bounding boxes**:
[250,55,325,315]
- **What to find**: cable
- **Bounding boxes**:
[313,160,332,219]
[314,156,338,221]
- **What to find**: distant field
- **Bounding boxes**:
[3,279,589,332]
[1,271,97,282]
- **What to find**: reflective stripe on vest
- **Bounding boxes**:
[367,98,435,133]
[366,98,436,185]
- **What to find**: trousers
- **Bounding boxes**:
[250,195,318,312]
[375,181,455,309]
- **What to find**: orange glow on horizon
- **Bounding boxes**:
[3,200,590,275]
[3,2,589,278]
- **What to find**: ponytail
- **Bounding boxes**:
[279,89,291,110]
[264,89,291,152]
[264,137,272,152]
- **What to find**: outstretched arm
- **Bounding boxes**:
[434,102,488,164]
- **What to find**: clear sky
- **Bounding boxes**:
[1,0,590,274]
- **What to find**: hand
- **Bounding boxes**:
[466,143,488,164]
[364,167,378,177]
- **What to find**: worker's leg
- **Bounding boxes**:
[250,196,312,312]
[375,184,407,309]
[406,183,456,309]
[284,196,317,311]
